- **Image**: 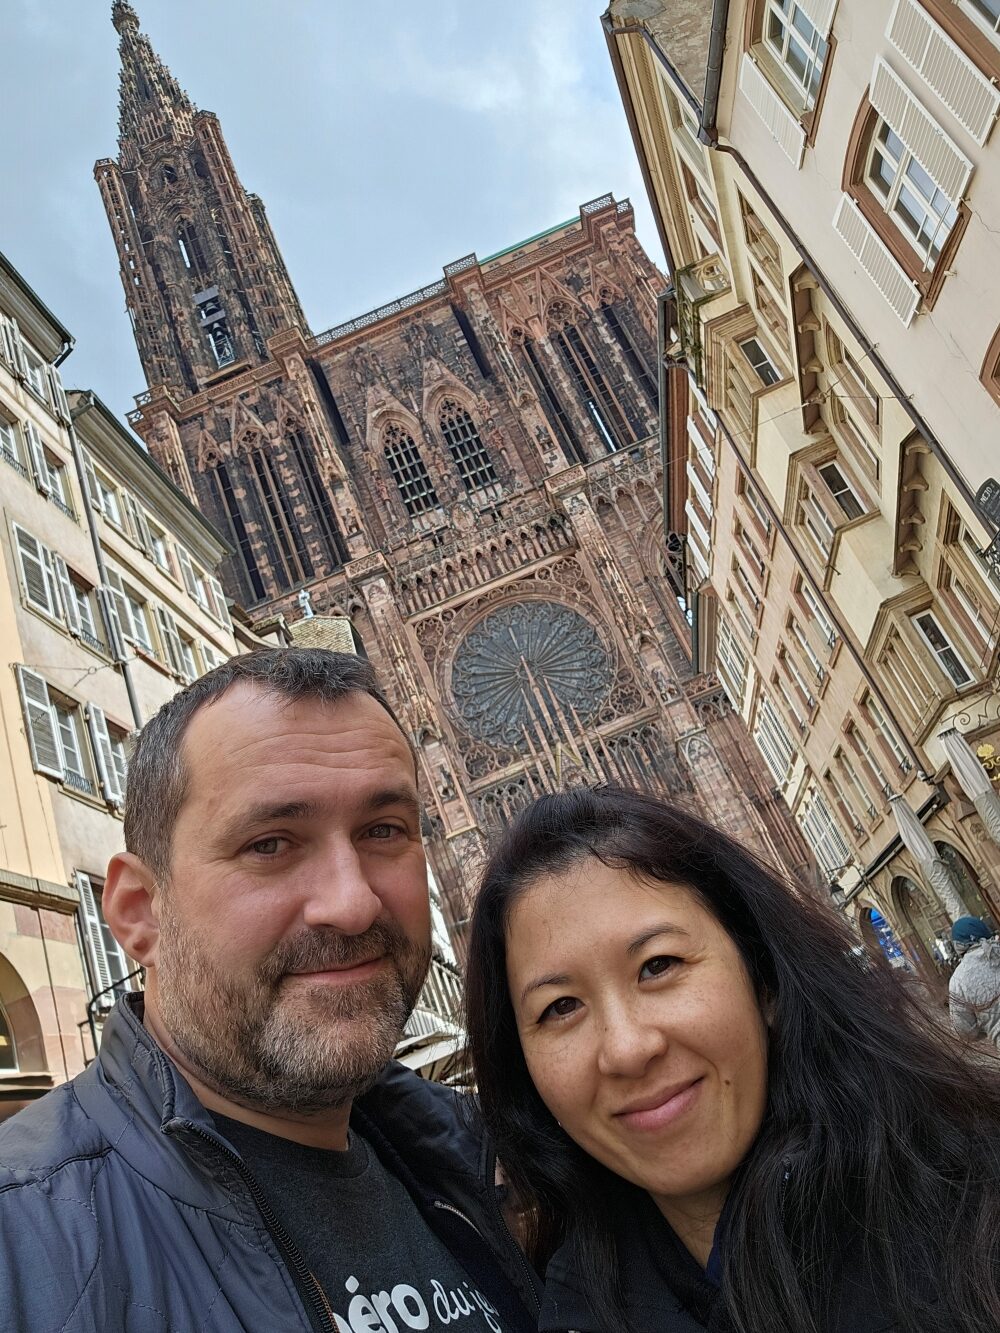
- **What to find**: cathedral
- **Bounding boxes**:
[96,2,813,948]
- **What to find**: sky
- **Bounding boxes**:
[3,0,660,423]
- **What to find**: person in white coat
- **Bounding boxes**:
[949,916,1000,1051]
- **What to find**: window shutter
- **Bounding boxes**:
[14,525,61,617]
[833,194,921,326]
[206,574,230,627]
[15,666,64,779]
[795,0,839,38]
[738,53,807,168]
[155,606,186,676]
[97,585,129,662]
[175,543,200,599]
[53,555,81,635]
[74,871,114,998]
[6,318,28,380]
[46,366,72,424]
[86,704,124,805]
[22,420,51,496]
[0,317,18,369]
[122,492,154,556]
[81,450,101,509]
[887,0,1000,146]
[870,57,973,205]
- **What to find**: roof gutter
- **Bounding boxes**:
[700,0,732,141]
[625,17,981,516]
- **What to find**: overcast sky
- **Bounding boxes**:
[4,0,659,422]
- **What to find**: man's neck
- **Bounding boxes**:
[142,995,354,1152]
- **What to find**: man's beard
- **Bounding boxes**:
[155,901,431,1115]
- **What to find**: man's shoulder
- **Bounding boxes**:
[359,1061,484,1171]
[0,1076,108,1188]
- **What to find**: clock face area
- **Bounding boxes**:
[449,600,614,748]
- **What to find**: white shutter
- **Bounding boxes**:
[795,0,839,38]
[15,666,64,779]
[738,53,807,168]
[801,791,852,876]
[122,492,154,556]
[206,574,230,626]
[833,194,922,326]
[81,449,101,510]
[0,317,18,369]
[46,366,72,424]
[6,318,28,379]
[97,585,129,662]
[22,420,51,495]
[103,569,136,644]
[155,606,186,676]
[175,543,200,599]
[753,695,795,784]
[870,57,973,204]
[13,525,59,616]
[887,0,1000,145]
[86,704,124,805]
[53,554,81,634]
[74,871,114,999]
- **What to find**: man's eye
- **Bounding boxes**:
[539,996,580,1023]
[366,823,401,840]
[640,955,680,981]
[247,837,286,857]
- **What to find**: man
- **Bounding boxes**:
[949,915,1000,1051]
[0,649,539,1333]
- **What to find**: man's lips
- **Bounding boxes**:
[284,956,387,984]
[613,1076,704,1132]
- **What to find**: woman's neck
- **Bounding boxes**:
[650,1182,729,1268]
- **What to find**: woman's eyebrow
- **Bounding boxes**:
[519,973,571,1005]
[625,924,691,956]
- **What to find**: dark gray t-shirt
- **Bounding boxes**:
[211,1112,505,1333]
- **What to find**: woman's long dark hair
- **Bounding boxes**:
[464,786,1000,1333]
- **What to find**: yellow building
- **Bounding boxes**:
[0,251,273,1113]
[605,0,1000,983]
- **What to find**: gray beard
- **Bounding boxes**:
[155,907,431,1115]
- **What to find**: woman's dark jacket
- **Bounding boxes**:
[0,994,541,1333]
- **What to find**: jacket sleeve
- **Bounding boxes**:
[949,977,983,1039]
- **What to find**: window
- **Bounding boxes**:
[750,269,790,355]
[798,480,835,559]
[94,471,122,527]
[863,693,912,775]
[15,667,65,780]
[866,120,958,271]
[0,415,27,479]
[801,790,853,877]
[913,609,974,687]
[148,522,172,574]
[740,195,783,284]
[107,728,129,799]
[736,522,766,580]
[738,337,781,386]
[762,0,830,111]
[739,476,773,536]
[551,315,636,452]
[961,0,1000,40]
[817,460,864,520]
[836,746,877,820]
[178,633,198,681]
[71,578,105,654]
[439,400,501,500]
[75,872,134,1003]
[780,643,816,709]
[53,697,95,796]
[250,449,314,588]
[21,344,49,402]
[772,668,807,732]
[797,577,838,648]
[45,453,74,518]
[384,425,440,520]
[788,615,825,681]
[716,614,749,708]
[753,693,796,784]
[848,723,892,800]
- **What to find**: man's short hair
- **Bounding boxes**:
[124,647,410,882]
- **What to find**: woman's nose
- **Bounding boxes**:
[595,1010,669,1079]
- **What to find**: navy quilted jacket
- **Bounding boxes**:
[0,994,540,1333]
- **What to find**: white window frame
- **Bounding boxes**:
[21,344,49,402]
[801,789,853,877]
[125,590,155,655]
[798,578,838,648]
[738,336,781,386]
[913,609,974,688]
[865,119,959,272]
[762,0,831,112]
[789,615,825,680]
[753,693,796,785]
[817,459,865,520]
[52,698,94,796]
[863,693,911,774]
[960,0,1000,43]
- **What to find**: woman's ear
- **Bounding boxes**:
[101,852,161,967]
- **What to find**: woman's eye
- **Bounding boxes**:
[247,836,286,857]
[540,996,580,1023]
[640,955,680,980]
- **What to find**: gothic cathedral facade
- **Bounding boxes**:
[97,2,813,948]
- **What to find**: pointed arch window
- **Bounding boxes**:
[176,220,208,282]
[548,303,638,452]
[384,425,440,520]
[250,447,314,589]
[439,400,501,501]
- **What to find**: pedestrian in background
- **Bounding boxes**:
[950,915,1000,1051]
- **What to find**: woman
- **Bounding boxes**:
[464,786,1000,1333]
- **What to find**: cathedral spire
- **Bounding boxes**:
[112,1,195,167]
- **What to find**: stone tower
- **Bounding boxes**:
[98,4,815,952]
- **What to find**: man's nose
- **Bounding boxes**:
[595,1005,669,1080]
[301,841,381,935]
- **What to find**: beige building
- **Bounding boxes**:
[606,0,1000,981]
[0,251,269,1114]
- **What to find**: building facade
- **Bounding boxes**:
[0,249,268,1113]
[97,1,816,956]
[605,0,1000,981]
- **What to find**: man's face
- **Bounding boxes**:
[149,684,431,1115]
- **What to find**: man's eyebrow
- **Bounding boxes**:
[218,801,321,843]
[367,788,422,819]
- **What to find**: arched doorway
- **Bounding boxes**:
[890,875,947,979]
[0,954,45,1073]
[934,841,998,929]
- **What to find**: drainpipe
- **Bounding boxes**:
[67,393,143,730]
[700,0,733,140]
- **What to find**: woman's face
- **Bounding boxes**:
[506,857,769,1218]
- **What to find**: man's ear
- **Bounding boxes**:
[102,852,162,967]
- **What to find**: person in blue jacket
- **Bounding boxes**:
[465,785,1000,1333]
[0,648,540,1333]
